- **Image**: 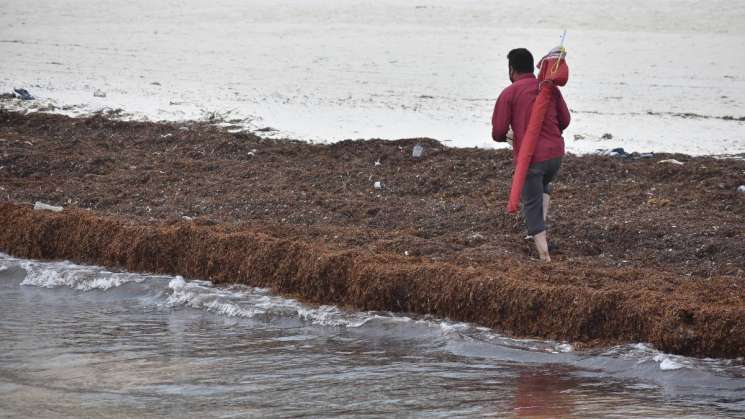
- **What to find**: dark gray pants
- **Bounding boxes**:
[522,157,562,236]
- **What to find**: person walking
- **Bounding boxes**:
[492,48,570,261]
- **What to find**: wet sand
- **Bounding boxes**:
[1,110,744,358]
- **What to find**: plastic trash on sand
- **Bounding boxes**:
[658,159,685,165]
[412,144,424,159]
[737,185,745,193]
[596,147,627,157]
[13,88,34,101]
[33,202,63,212]
[595,148,655,159]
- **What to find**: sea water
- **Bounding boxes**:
[1,0,744,155]
[1,253,744,417]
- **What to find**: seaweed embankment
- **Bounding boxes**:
[1,110,745,358]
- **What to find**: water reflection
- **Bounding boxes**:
[513,369,575,417]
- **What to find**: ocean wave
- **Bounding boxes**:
[18,260,147,291]
[7,253,744,380]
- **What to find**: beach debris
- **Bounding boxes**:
[412,144,424,159]
[647,197,671,207]
[13,88,34,101]
[467,232,486,245]
[595,148,655,159]
[151,81,161,86]
[374,159,381,166]
[182,215,193,221]
[33,201,63,212]
[600,133,613,140]
[404,250,410,256]
[374,181,384,189]
[659,159,685,165]
[37,103,57,112]
[93,89,107,98]
[160,133,173,139]
[596,147,627,157]
[573,134,585,141]
[247,149,257,157]
[737,185,745,193]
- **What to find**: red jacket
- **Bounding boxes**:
[491,73,570,163]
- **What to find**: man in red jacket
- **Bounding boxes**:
[492,48,570,261]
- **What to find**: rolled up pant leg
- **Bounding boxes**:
[522,167,546,236]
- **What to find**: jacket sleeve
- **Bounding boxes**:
[491,91,511,142]
[555,88,570,131]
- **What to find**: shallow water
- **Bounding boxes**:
[1,253,744,418]
[1,0,744,154]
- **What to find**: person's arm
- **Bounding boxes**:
[556,89,570,131]
[491,91,511,142]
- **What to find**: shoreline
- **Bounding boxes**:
[1,110,744,358]
[3,97,745,158]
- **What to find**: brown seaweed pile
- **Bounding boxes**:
[1,110,744,358]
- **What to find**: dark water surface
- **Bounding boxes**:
[1,254,743,418]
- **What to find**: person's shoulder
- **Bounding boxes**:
[498,83,517,99]
[512,77,538,97]
[514,76,538,88]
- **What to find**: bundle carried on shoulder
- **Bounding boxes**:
[506,40,570,214]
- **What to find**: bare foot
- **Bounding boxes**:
[534,231,551,262]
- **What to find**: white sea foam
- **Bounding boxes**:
[602,343,698,373]
[556,343,574,353]
[296,305,352,327]
[654,354,686,371]
[164,274,515,339]
[166,277,267,319]
[439,321,471,336]
[19,260,146,291]
[166,276,380,327]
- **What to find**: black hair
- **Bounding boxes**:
[507,48,534,74]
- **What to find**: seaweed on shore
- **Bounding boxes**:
[1,111,744,358]
[1,203,744,359]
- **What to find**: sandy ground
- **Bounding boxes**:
[1,111,745,358]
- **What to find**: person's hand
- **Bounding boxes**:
[505,129,514,147]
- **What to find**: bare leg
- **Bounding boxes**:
[543,193,551,253]
[534,231,551,262]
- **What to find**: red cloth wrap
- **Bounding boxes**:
[506,56,569,214]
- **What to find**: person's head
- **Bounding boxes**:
[507,48,534,82]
